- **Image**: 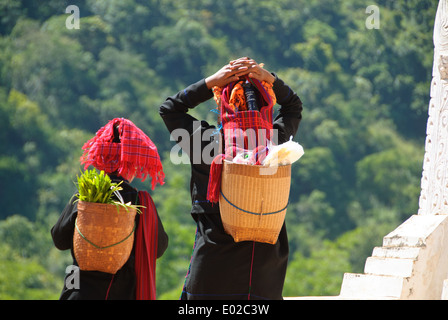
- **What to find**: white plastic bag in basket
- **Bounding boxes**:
[262,137,304,166]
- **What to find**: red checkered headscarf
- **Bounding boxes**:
[80,118,165,190]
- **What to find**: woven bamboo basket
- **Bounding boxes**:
[73,201,137,274]
[219,161,291,244]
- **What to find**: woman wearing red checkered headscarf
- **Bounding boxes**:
[52,118,168,300]
[160,57,303,300]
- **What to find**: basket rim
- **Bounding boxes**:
[222,160,291,178]
[77,200,138,214]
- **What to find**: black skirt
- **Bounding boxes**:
[181,211,289,300]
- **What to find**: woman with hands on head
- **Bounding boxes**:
[159,57,302,300]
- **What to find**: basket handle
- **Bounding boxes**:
[75,218,136,250]
[220,191,288,216]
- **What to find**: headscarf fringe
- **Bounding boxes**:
[80,118,165,189]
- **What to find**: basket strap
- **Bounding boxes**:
[220,191,288,216]
[74,218,136,250]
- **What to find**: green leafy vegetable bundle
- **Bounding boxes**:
[75,169,143,213]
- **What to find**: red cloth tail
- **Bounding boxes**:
[135,191,158,300]
[207,154,225,203]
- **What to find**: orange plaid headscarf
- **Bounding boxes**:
[212,78,276,119]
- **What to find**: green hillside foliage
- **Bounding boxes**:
[0,0,435,299]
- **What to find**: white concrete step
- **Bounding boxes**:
[364,257,415,277]
[372,246,420,260]
[382,215,448,247]
[339,273,404,299]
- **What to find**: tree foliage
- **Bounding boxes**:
[0,0,435,299]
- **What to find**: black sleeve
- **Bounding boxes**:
[159,78,214,136]
[51,195,78,251]
[272,74,303,144]
[159,78,216,162]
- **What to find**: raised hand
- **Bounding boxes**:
[206,57,275,89]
